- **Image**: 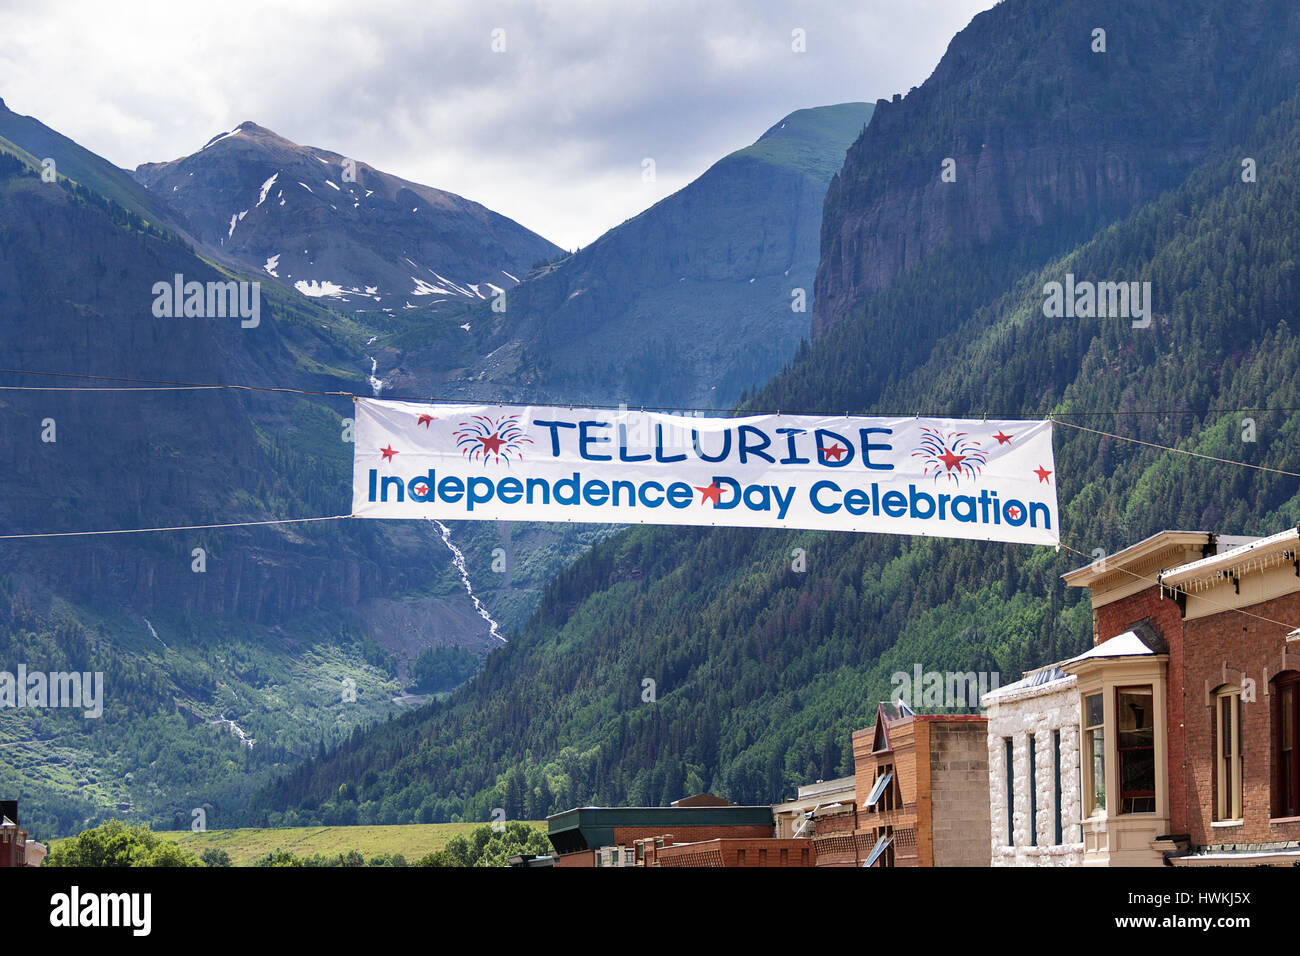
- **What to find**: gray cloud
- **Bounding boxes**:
[0,0,995,249]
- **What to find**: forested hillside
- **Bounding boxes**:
[0,95,872,837]
[248,7,1300,825]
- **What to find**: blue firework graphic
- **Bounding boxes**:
[453,415,533,466]
[911,428,988,484]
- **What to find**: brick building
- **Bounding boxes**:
[1158,527,1300,864]
[1059,531,1256,865]
[771,776,856,840]
[545,700,993,868]
[850,701,990,867]
[0,801,46,868]
[546,800,782,867]
[639,836,815,867]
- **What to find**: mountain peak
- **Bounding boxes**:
[134,120,562,311]
[198,121,289,152]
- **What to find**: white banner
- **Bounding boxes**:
[351,399,1059,546]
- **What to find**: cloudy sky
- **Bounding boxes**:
[1,0,995,250]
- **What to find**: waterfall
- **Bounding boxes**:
[428,518,506,643]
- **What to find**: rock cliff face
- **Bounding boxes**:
[813,0,1300,338]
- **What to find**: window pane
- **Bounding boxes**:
[1089,727,1106,810]
[1284,753,1295,815]
[1221,697,1232,758]
[1282,682,1297,817]
[1086,693,1104,728]
[1053,730,1063,845]
[1005,738,1015,845]
[1283,685,1294,750]
[1029,735,1038,847]
[1117,687,1155,814]
[1118,687,1154,745]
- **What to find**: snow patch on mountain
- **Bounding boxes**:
[226,209,248,239]
[411,276,457,296]
[294,279,346,298]
[201,128,241,150]
[257,172,279,207]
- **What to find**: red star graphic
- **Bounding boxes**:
[820,443,846,462]
[417,413,435,427]
[1034,465,1052,484]
[478,433,505,456]
[413,483,429,496]
[938,448,966,472]
[696,482,722,506]
[380,445,398,462]
[993,431,1013,445]
[1007,506,1022,521]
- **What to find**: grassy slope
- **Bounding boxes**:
[0,103,182,232]
[731,102,874,180]
[149,821,545,865]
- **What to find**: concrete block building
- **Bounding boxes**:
[852,701,990,867]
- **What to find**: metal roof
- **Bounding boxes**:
[982,663,1071,703]
[547,804,775,854]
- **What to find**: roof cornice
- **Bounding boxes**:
[1160,526,1300,590]
[1062,531,1212,602]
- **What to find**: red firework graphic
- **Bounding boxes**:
[453,415,533,466]
[911,428,988,484]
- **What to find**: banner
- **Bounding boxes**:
[351,399,1059,546]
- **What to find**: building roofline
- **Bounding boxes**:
[548,804,774,818]
[1062,531,1211,587]
[787,776,856,802]
[850,713,986,739]
[982,663,1075,704]
[1159,526,1300,588]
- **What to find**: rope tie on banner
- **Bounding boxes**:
[1051,418,1300,479]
